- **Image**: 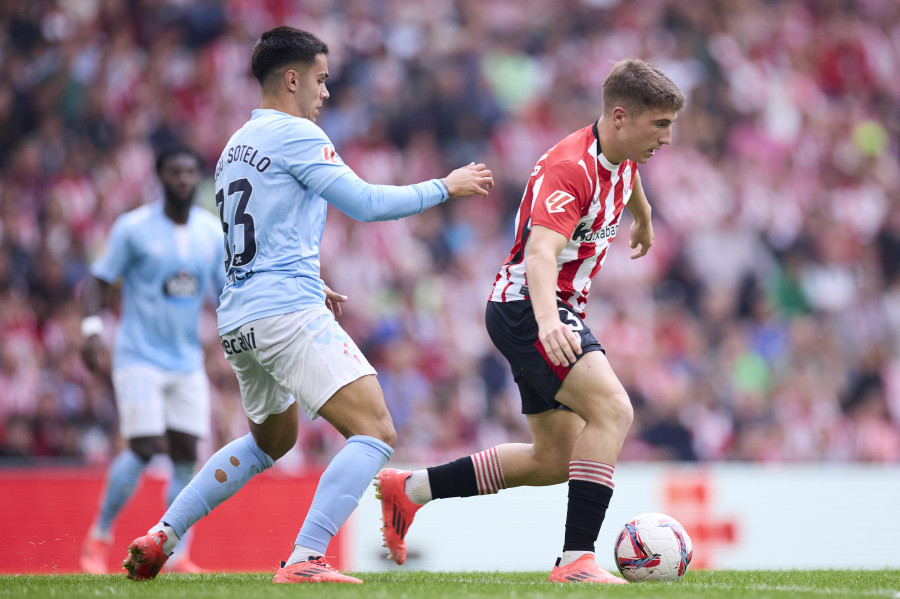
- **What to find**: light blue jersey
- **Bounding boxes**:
[91,202,226,372]
[214,109,448,335]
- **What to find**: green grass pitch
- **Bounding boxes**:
[2,570,899,599]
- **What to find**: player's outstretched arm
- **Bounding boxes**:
[320,163,492,223]
[441,162,493,199]
[626,171,653,259]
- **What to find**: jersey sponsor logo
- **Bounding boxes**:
[572,221,619,243]
[225,269,255,286]
[220,327,257,355]
[163,271,200,298]
[322,145,339,164]
[545,190,576,214]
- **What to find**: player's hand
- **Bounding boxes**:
[323,284,348,317]
[536,317,582,367]
[442,163,494,199]
[81,335,109,375]
[629,218,654,259]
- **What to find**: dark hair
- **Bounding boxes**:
[155,145,203,175]
[251,26,328,87]
[602,58,686,116]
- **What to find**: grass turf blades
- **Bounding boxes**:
[2,570,898,599]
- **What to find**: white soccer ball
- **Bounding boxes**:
[613,512,693,582]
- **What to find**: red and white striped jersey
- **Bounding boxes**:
[489,123,637,317]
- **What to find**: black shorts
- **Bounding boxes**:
[485,299,604,415]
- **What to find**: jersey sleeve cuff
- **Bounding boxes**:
[435,178,449,201]
[530,218,575,240]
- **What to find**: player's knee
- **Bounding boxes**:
[256,433,296,461]
[606,389,634,432]
[350,404,396,447]
[250,404,300,460]
[169,445,198,464]
[129,436,166,462]
[370,415,397,448]
[582,389,632,434]
[166,431,198,463]
[250,426,297,461]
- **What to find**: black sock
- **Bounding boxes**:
[563,479,614,552]
[426,457,478,499]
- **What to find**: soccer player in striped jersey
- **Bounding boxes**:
[377,58,685,584]
[121,27,493,584]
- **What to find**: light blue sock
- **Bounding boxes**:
[293,435,393,559]
[162,433,274,539]
[166,461,196,506]
[166,461,196,562]
[95,449,147,536]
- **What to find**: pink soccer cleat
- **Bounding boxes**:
[374,468,422,565]
[548,554,628,584]
[80,536,110,574]
[272,557,362,584]
[122,531,169,581]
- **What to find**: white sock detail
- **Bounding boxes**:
[568,460,615,489]
[149,522,180,556]
[286,544,321,566]
[472,447,506,495]
[405,470,432,505]
[560,550,593,566]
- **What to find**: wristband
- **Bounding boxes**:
[81,315,104,338]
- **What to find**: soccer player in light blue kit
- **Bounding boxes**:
[80,146,226,575]
[123,26,493,583]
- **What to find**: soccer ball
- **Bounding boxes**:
[613,512,693,582]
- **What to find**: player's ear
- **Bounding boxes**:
[283,68,298,92]
[612,106,629,127]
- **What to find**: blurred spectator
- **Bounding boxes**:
[1,0,899,464]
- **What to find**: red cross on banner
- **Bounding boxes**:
[661,471,739,570]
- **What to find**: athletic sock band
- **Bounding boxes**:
[427,446,508,499]
[568,459,614,489]
[472,447,506,495]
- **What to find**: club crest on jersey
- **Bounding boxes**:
[163,271,200,299]
[322,145,340,164]
[623,168,632,189]
[545,190,576,213]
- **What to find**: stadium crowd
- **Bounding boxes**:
[1,0,898,467]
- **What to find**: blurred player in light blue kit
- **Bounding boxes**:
[123,26,493,583]
[80,146,226,574]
